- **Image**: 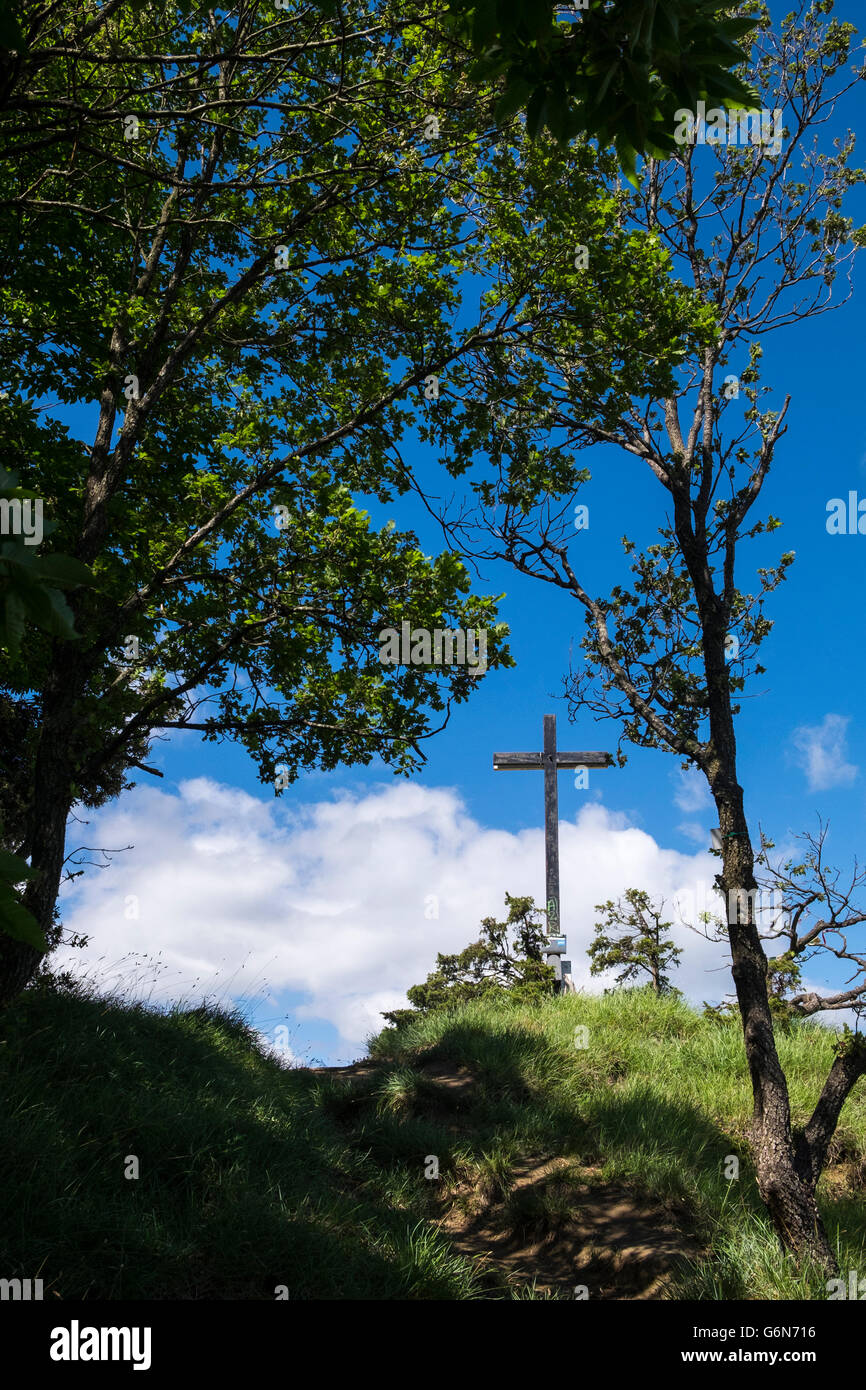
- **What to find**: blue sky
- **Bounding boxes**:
[52,13,866,1064]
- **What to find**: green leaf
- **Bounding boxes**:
[35,584,80,640]
[35,554,93,587]
[525,86,548,139]
[614,136,639,188]
[495,76,534,126]
[0,849,35,883]
[3,591,25,655]
[0,889,47,951]
[471,0,499,49]
[0,0,23,51]
[590,61,620,111]
[654,2,679,49]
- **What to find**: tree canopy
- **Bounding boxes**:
[382,893,556,1027]
[0,0,717,988]
[0,0,518,981]
[447,0,762,180]
[590,888,682,994]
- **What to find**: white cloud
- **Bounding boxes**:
[672,767,712,815]
[56,778,734,1054]
[790,714,858,792]
[677,821,709,846]
[670,768,714,845]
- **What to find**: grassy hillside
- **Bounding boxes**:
[1,975,864,1300]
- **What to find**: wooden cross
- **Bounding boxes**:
[493,714,614,934]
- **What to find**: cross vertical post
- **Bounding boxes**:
[543,714,560,932]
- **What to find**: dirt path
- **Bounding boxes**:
[304,1061,381,1081]
[299,1057,703,1298]
[440,1156,703,1299]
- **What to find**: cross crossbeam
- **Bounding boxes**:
[493,751,613,770]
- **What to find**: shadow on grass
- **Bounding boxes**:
[0,984,480,1299]
[4,985,859,1301]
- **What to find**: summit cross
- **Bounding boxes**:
[493,714,614,934]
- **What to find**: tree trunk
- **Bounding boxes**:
[0,655,80,1008]
[0,935,44,1009]
[669,468,838,1274]
[755,1140,836,1270]
[715,779,837,1274]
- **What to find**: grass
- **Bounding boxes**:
[1,974,864,1299]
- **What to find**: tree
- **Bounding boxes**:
[382,892,555,1027]
[698,822,866,1028]
[434,2,866,1270]
[757,824,866,1024]
[590,888,681,994]
[0,0,580,1003]
[446,0,761,178]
